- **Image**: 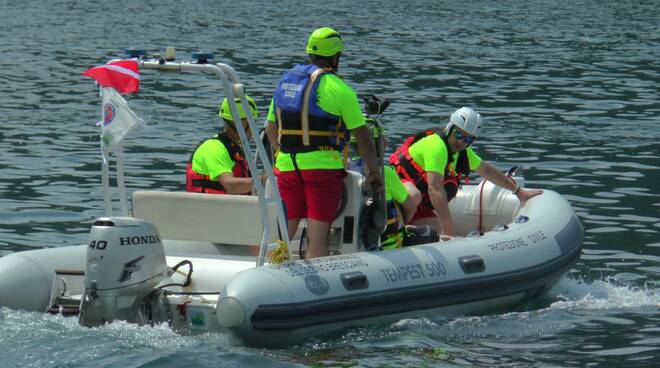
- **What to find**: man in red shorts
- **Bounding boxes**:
[265,27,382,258]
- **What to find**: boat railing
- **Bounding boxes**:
[100,51,290,266]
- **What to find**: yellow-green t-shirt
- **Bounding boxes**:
[382,165,407,250]
[407,133,482,174]
[268,72,365,171]
[191,138,235,180]
[384,165,408,203]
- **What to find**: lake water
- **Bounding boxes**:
[0,0,658,366]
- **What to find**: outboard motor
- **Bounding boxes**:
[79,217,172,327]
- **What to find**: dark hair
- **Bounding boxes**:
[309,54,334,63]
[223,118,236,128]
[309,53,340,69]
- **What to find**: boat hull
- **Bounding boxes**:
[0,189,583,347]
[219,191,582,346]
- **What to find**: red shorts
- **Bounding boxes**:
[398,178,438,223]
[410,203,438,223]
[275,169,346,223]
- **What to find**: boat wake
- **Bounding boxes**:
[0,276,656,367]
[379,276,659,343]
[546,276,659,310]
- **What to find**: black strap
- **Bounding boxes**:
[396,153,428,194]
[187,132,247,193]
[191,178,225,192]
[290,152,304,182]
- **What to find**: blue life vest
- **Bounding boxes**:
[274,64,347,153]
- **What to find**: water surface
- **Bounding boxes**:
[0,0,658,366]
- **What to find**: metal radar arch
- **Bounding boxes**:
[126,48,291,266]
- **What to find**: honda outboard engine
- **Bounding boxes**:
[79,217,171,327]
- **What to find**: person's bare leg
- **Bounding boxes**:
[403,182,422,209]
[287,218,301,240]
[305,219,331,258]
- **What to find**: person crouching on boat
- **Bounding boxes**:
[378,164,431,249]
[265,27,383,258]
[186,96,259,195]
[389,107,543,238]
[349,124,434,249]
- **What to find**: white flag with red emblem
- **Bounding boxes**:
[99,87,145,151]
[83,59,140,94]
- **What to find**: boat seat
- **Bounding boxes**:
[131,191,279,246]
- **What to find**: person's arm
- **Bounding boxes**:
[475,162,543,205]
[264,99,280,150]
[265,120,279,150]
[427,171,454,236]
[353,125,384,189]
[217,173,254,194]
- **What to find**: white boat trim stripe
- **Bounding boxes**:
[91,65,141,80]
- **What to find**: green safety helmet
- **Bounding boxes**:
[219,95,259,122]
[306,27,344,57]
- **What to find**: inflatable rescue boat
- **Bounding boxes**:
[0,51,583,347]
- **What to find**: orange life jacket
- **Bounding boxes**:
[389,129,469,205]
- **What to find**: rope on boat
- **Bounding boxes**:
[269,240,290,264]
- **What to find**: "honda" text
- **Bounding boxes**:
[119,235,160,246]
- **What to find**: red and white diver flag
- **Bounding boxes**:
[83,59,140,94]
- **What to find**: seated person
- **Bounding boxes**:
[381,164,423,249]
[186,96,258,194]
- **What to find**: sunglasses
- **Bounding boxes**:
[454,129,475,145]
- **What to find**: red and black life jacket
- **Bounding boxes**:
[185,132,251,194]
[388,129,470,205]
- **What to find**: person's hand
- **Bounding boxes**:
[517,188,543,207]
[439,234,454,241]
[365,172,384,195]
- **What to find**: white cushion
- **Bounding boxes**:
[132,191,278,245]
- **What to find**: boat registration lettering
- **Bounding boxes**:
[278,254,369,277]
[380,261,447,284]
[527,230,548,243]
[487,237,528,252]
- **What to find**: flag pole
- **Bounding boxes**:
[99,87,113,217]
[101,151,113,216]
[115,142,129,216]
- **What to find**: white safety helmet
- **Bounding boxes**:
[445,107,482,137]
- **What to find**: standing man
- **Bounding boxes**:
[265,27,383,258]
[390,107,543,237]
[186,96,258,195]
